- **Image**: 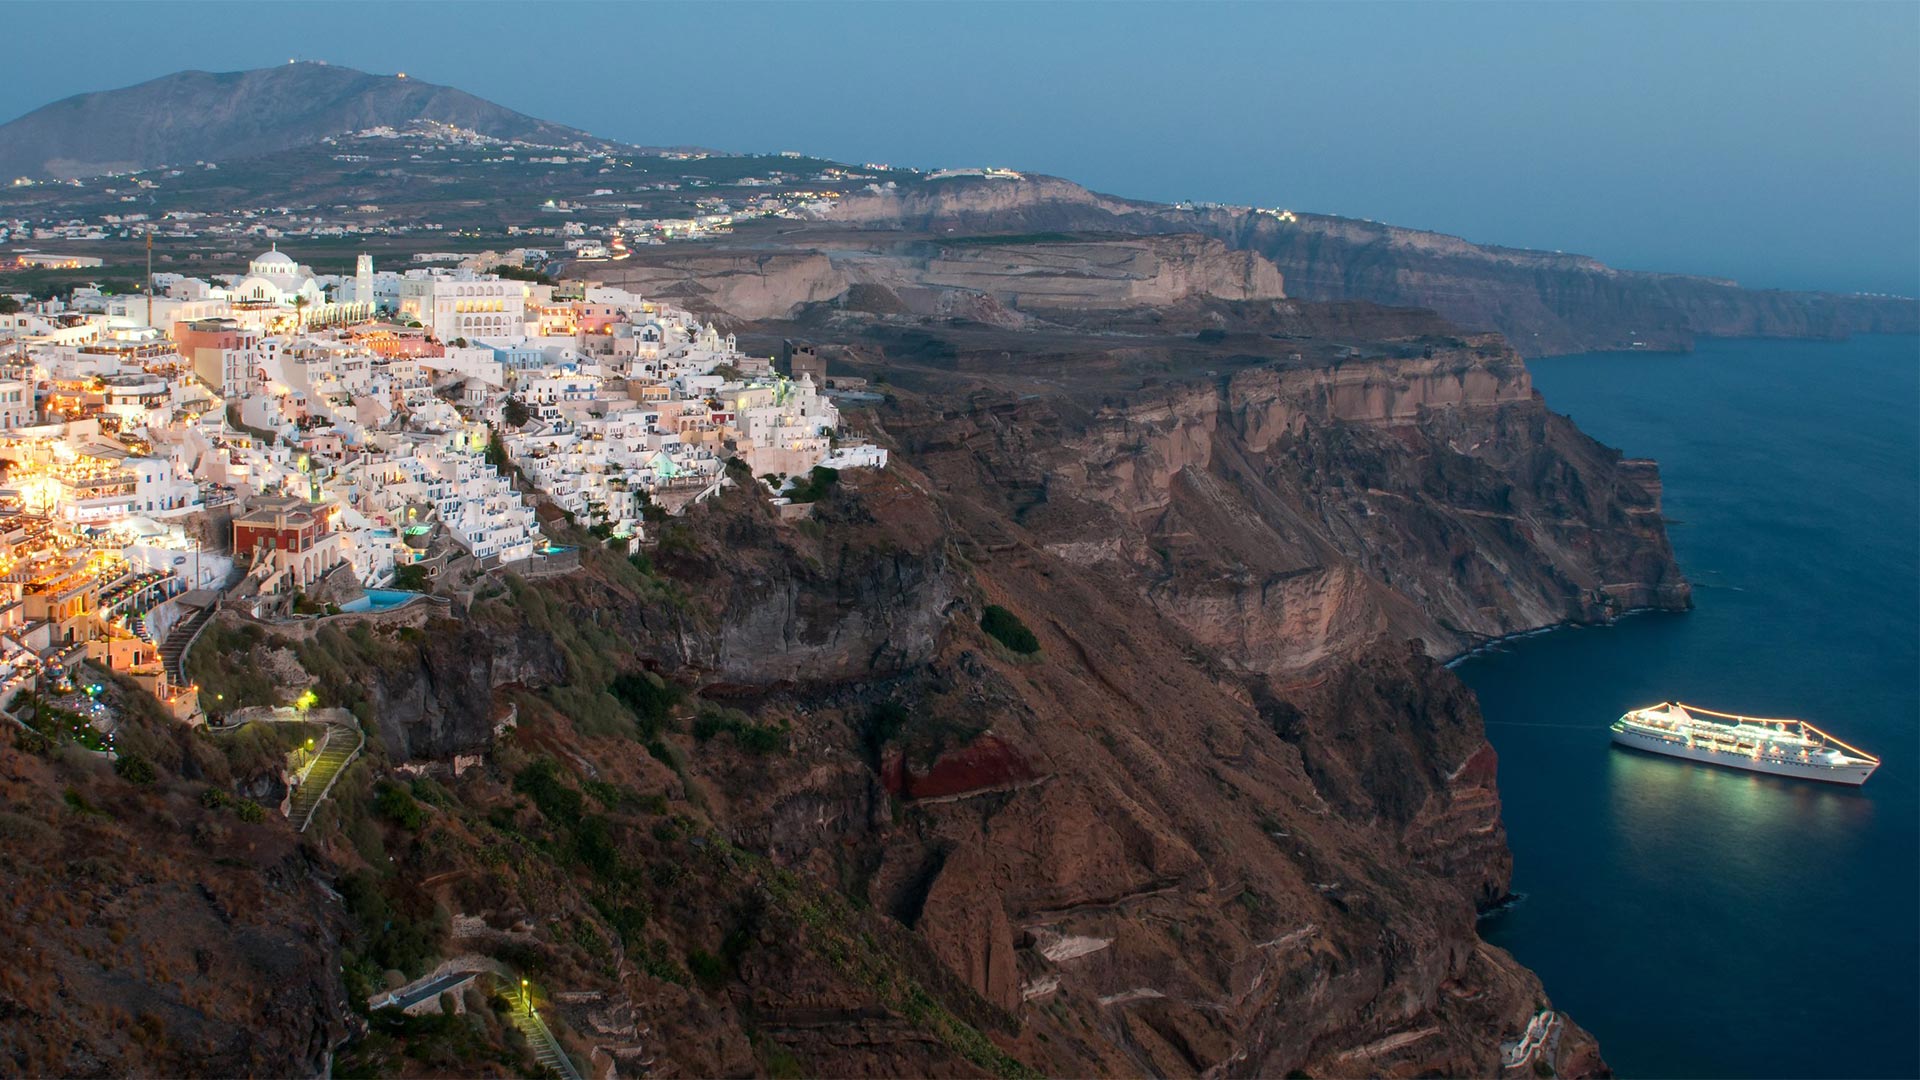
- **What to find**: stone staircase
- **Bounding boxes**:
[160,603,215,687]
[513,1000,583,1080]
[287,724,363,833]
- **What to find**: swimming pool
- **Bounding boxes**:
[337,588,419,613]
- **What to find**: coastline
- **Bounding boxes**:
[1442,607,1674,670]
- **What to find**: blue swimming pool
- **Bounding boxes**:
[338,588,418,613]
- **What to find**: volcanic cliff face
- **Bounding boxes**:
[436,328,1670,1073]
[821,175,1918,355]
[589,233,1285,323]
[5,299,1666,1077]
[284,466,1611,1077]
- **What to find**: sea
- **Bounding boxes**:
[1455,335,1920,1079]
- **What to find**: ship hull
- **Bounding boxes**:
[1610,726,1877,785]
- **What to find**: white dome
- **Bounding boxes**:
[253,249,296,268]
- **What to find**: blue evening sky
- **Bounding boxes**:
[3,2,1914,296]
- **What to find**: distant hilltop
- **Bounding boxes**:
[0,62,626,180]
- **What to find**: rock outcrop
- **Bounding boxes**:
[822,174,1918,355]
[589,233,1284,323]
[883,333,1689,669]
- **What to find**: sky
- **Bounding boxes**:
[3,1,1915,296]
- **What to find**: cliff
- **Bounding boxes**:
[879,333,1689,671]
[588,233,1285,324]
[824,175,1917,355]
[140,310,1666,1075]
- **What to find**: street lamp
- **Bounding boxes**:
[521,978,529,1011]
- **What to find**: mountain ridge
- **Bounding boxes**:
[0,62,622,179]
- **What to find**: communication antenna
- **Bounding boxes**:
[145,227,154,328]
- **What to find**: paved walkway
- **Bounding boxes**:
[288,719,363,833]
[159,601,216,687]
[369,961,585,1078]
[513,995,584,1080]
[220,706,367,832]
[514,991,579,1076]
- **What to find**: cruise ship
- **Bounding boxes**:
[1611,702,1880,785]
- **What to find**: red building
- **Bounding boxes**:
[232,497,341,592]
[232,498,329,558]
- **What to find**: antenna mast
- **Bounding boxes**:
[145,227,154,328]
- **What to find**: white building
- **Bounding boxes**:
[397,270,528,343]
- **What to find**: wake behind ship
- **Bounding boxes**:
[1611,703,1880,785]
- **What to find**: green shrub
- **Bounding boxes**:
[980,605,1040,654]
[339,870,445,977]
[592,896,653,950]
[735,724,786,755]
[686,948,726,990]
[637,938,689,985]
[691,705,787,755]
[583,779,623,808]
[374,781,427,830]
[785,465,841,504]
[610,671,680,734]
[113,752,156,785]
[12,729,52,756]
[513,758,584,827]
[573,814,620,877]
[234,799,266,823]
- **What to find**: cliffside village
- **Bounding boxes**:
[0,244,884,728]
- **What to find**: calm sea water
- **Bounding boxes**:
[1457,335,1920,1079]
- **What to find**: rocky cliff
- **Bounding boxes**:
[877,339,1688,675]
[200,315,1673,1075]
[3,299,1673,1077]
[590,233,1285,324]
[823,175,1917,355]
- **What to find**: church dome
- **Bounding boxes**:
[250,247,298,275]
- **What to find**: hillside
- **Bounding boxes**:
[0,63,616,180]
[1,295,1669,1077]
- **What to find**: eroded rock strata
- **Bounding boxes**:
[821,174,1918,355]
[0,306,1671,1078]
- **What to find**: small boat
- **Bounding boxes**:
[1610,702,1879,785]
